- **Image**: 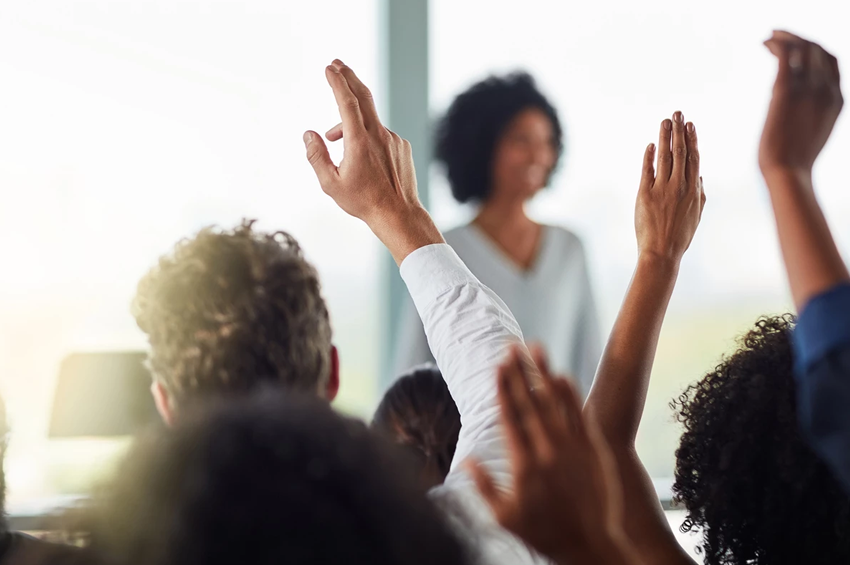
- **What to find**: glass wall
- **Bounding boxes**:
[0,0,381,506]
[430,0,850,481]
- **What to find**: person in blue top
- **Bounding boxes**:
[757,31,850,494]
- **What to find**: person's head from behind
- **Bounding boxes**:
[132,220,338,424]
[436,72,563,206]
[673,314,850,564]
[91,391,469,565]
[372,366,461,490]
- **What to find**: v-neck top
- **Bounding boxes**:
[393,223,602,396]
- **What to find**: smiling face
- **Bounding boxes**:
[489,107,558,203]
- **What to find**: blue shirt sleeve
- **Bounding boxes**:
[793,283,850,494]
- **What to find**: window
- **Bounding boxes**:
[430,0,850,481]
[0,0,381,507]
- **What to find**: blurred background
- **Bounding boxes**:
[0,0,847,554]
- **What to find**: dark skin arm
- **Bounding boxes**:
[758,30,848,311]
[583,112,705,565]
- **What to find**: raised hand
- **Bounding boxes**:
[304,60,443,264]
[756,31,849,310]
[635,112,705,262]
[466,346,639,565]
[759,31,843,180]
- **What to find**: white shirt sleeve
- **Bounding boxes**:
[400,243,525,490]
[392,293,436,376]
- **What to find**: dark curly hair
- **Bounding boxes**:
[435,72,564,203]
[89,391,469,565]
[372,366,461,489]
[672,314,850,564]
[132,220,332,409]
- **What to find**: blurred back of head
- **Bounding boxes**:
[90,391,468,565]
[673,314,850,564]
[132,220,333,412]
[372,366,461,490]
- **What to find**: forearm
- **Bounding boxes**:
[584,254,680,446]
[764,169,850,311]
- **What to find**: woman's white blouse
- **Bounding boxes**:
[394,223,602,396]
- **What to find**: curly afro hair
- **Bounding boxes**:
[672,314,850,564]
[132,220,332,409]
[90,391,469,565]
[435,72,563,204]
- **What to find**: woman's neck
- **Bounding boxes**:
[473,199,542,271]
[474,198,535,235]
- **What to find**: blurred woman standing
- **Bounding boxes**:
[395,72,601,395]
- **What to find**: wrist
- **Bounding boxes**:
[370,203,445,265]
[635,251,682,273]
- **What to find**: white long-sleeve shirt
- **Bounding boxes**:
[396,224,601,397]
[400,243,551,565]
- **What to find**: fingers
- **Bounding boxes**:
[466,459,504,511]
[331,59,382,131]
[325,122,344,142]
[325,65,365,137]
[500,346,558,463]
[639,143,656,192]
[670,111,687,184]
[699,177,707,220]
[552,379,586,438]
[656,119,673,181]
[303,131,338,188]
[685,122,700,195]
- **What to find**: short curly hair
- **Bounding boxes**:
[132,220,332,409]
[672,314,850,564]
[90,391,469,565]
[435,72,564,204]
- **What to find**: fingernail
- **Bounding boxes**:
[663,120,672,131]
[333,59,345,67]
[674,111,684,123]
[303,131,313,146]
[686,122,695,133]
[327,65,340,74]
[648,142,656,152]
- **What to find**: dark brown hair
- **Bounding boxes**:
[132,220,332,408]
[372,366,461,489]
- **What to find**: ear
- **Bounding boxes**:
[325,345,340,402]
[151,381,176,427]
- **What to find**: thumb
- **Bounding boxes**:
[304,131,338,189]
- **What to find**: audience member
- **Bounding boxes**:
[305,60,548,564]
[394,72,601,393]
[758,31,850,494]
[132,220,338,423]
[672,314,850,563]
[88,392,469,565]
[371,366,460,490]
